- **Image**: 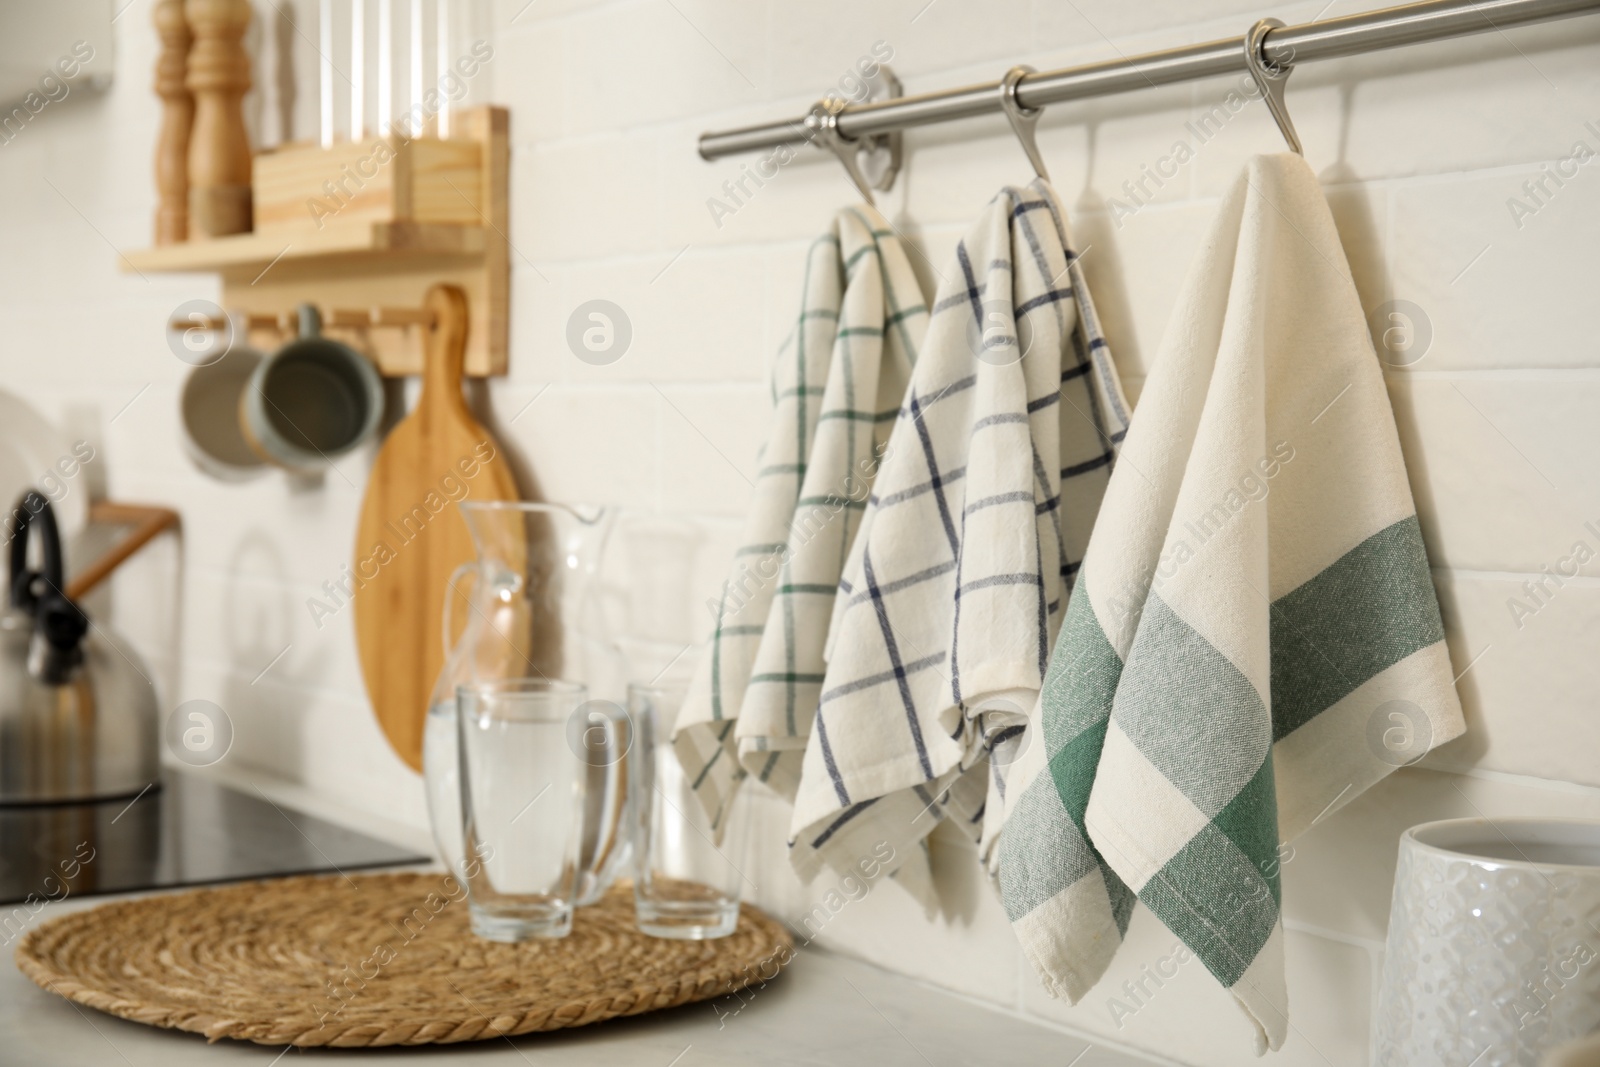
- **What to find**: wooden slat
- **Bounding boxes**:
[65,503,181,601]
[121,221,485,272]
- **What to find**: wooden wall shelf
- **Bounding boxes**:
[123,106,509,377]
[123,221,487,272]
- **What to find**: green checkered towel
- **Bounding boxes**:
[997,154,1465,1052]
[674,204,927,836]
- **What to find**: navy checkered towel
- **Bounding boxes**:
[788,179,1130,910]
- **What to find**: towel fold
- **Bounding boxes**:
[674,204,927,835]
[998,154,1466,1052]
[788,179,1130,909]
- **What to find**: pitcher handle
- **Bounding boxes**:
[573,698,633,905]
[442,562,477,660]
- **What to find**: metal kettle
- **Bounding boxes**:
[0,492,160,804]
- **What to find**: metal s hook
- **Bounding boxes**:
[1243,18,1303,155]
[801,66,904,206]
[998,66,1049,181]
[806,97,879,206]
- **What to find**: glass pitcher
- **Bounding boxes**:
[422,502,629,904]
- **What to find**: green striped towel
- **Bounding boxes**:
[998,154,1465,1052]
[674,204,927,835]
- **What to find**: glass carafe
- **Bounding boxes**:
[423,502,628,904]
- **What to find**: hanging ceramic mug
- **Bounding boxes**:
[240,304,384,472]
[180,327,269,482]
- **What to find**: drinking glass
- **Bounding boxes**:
[425,502,627,904]
[457,679,629,942]
[629,681,747,939]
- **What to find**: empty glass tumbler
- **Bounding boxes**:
[457,679,629,941]
[629,681,747,939]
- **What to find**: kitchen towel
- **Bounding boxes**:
[788,178,1131,909]
[997,153,1466,1053]
[674,204,927,835]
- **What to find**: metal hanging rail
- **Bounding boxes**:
[697,0,1600,160]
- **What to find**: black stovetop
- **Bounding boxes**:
[0,770,429,906]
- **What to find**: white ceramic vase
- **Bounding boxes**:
[1374,818,1600,1066]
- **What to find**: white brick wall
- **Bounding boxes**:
[2,2,1599,1062]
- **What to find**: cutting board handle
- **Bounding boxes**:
[420,284,471,415]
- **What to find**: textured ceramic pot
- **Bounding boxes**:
[1374,818,1600,1067]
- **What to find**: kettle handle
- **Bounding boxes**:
[9,491,67,613]
[8,492,89,679]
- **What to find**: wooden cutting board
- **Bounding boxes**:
[353,283,518,771]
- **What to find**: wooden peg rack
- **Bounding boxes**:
[177,304,436,335]
[173,303,447,370]
[124,106,509,377]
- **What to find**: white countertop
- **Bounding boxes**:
[2,766,1162,1066]
[3,881,1161,1067]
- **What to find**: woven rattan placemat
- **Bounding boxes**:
[16,871,793,1047]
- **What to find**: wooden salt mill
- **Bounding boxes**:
[152,0,192,244]
[185,0,252,237]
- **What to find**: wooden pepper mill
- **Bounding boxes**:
[152,0,193,244]
[184,0,252,237]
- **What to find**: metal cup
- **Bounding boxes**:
[240,304,383,472]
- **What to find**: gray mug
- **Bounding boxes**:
[241,304,383,471]
[181,336,268,482]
